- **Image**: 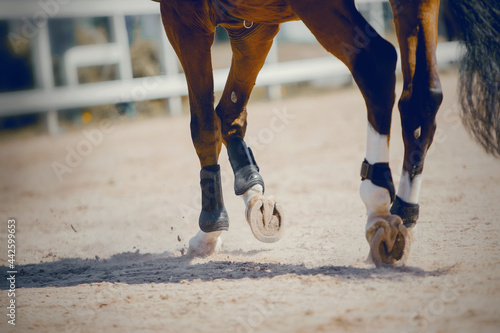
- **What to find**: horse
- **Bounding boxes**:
[154,0,500,266]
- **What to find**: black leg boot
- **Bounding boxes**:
[199,165,229,232]
[227,137,264,195]
[390,196,420,229]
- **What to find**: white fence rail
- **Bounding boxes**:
[0,0,459,134]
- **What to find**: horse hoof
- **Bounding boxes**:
[365,214,412,267]
[246,195,285,243]
[186,230,222,257]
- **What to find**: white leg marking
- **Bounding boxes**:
[397,170,422,204]
[361,124,412,266]
[240,184,264,208]
[365,123,389,164]
[187,230,222,257]
[360,123,391,215]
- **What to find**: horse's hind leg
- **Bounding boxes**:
[161,1,225,256]
[218,22,285,243]
[389,0,442,228]
[289,0,410,265]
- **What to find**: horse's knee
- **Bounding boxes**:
[426,86,444,116]
[215,102,247,144]
[399,83,443,120]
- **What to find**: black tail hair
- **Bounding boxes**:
[448,0,500,157]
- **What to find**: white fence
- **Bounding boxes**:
[0,0,459,134]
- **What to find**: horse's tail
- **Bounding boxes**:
[448,0,500,157]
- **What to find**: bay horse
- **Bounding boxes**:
[155,0,500,266]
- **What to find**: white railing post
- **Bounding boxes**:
[265,40,282,100]
[160,26,183,116]
[32,21,59,135]
[368,1,385,37]
[110,14,133,81]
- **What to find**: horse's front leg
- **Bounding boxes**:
[161,1,226,256]
[218,22,285,243]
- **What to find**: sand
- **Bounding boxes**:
[1,72,499,333]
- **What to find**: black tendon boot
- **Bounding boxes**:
[199,165,229,232]
[390,196,420,229]
[227,137,264,195]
